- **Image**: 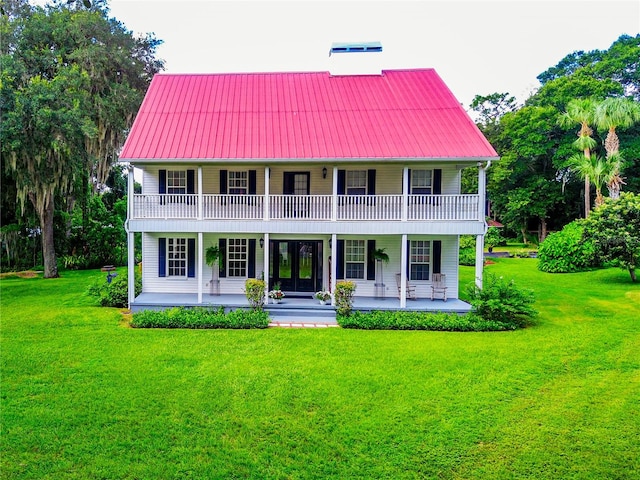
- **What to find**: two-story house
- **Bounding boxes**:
[120,45,498,313]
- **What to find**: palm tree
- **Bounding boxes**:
[567,153,616,207]
[559,99,597,216]
[594,97,640,199]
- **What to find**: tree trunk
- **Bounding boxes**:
[35,195,59,278]
[584,176,591,217]
[521,225,528,245]
[539,218,548,243]
[629,267,637,283]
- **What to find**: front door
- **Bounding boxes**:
[270,240,322,294]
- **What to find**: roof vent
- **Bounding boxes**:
[328,42,384,76]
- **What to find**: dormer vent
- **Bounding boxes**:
[330,42,383,55]
[328,42,384,76]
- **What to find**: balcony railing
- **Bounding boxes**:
[132,194,480,221]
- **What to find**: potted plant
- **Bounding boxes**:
[268,282,285,303]
[314,290,332,305]
[371,248,389,299]
[205,245,221,295]
[371,248,390,263]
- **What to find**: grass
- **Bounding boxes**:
[1,261,639,479]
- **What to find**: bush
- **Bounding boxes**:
[334,281,356,316]
[337,310,512,331]
[87,270,141,308]
[459,235,476,250]
[538,221,598,273]
[244,278,266,310]
[465,273,536,329]
[131,306,269,329]
[485,226,506,249]
[459,248,475,266]
[512,249,533,258]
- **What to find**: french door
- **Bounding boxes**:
[270,240,322,293]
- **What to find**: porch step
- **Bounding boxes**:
[266,303,337,325]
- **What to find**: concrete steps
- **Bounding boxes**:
[266,302,337,325]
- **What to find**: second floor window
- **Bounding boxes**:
[345,239,365,279]
[229,171,248,195]
[346,170,367,195]
[411,170,432,194]
[227,238,247,277]
[167,170,186,195]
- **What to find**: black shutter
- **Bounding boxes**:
[218,238,226,278]
[283,172,295,195]
[158,237,166,277]
[367,169,376,195]
[220,170,227,194]
[337,170,346,195]
[432,240,442,275]
[187,238,196,278]
[159,170,166,194]
[248,239,256,278]
[367,240,376,281]
[248,170,257,195]
[336,239,345,279]
[187,170,195,194]
[405,169,411,194]
[433,169,442,195]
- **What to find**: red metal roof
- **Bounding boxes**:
[120,69,498,161]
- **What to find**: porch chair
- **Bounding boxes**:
[430,273,447,302]
[395,273,417,300]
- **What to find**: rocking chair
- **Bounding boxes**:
[430,273,447,301]
[395,273,417,300]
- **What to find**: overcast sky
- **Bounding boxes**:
[106,0,639,109]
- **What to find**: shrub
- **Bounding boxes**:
[244,278,266,310]
[334,281,356,316]
[513,249,533,258]
[87,270,141,308]
[465,273,537,329]
[538,221,598,273]
[459,248,475,266]
[459,235,476,250]
[485,226,506,250]
[131,306,269,329]
[337,310,512,331]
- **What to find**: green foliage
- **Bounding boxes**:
[87,271,142,308]
[512,249,534,258]
[338,310,514,331]
[459,235,476,250]
[485,226,506,248]
[244,278,266,310]
[583,192,640,282]
[334,280,356,316]
[465,273,537,328]
[131,306,269,329]
[538,221,598,272]
[459,248,476,266]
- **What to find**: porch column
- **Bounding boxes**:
[332,166,338,221]
[402,167,409,222]
[264,166,270,221]
[127,165,135,309]
[331,233,337,305]
[475,162,488,289]
[197,166,203,220]
[475,234,484,289]
[400,234,407,308]
[263,233,270,304]
[197,232,203,303]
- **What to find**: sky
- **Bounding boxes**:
[105,0,640,111]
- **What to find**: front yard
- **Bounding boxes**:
[1,259,638,479]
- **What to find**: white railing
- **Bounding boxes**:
[202,195,263,219]
[270,195,332,220]
[337,195,403,221]
[132,194,480,221]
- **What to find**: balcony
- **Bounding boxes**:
[132,194,480,222]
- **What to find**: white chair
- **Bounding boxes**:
[395,273,417,300]
[431,273,447,301]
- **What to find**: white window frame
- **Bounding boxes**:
[167,237,188,278]
[167,170,187,195]
[346,170,367,195]
[409,240,431,281]
[345,239,365,279]
[228,171,248,195]
[411,170,433,195]
[227,238,248,277]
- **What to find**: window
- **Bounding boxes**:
[167,171,186,194]
[345,239,365,279]
[346,170,367,195]
[168,238,187,277]
[410,240,431,280]
[228,171,248,195]
[227,238,247,277]
[411,170,432,194]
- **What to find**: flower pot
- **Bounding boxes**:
[318,299,327,305]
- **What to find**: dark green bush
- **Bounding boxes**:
[337,310,513,331]
[131,306,269,329]
[538,221,598,273]
[459,248,475,266]
[465,273,536,329]
[87,270,142,308]
[485,226,506,249]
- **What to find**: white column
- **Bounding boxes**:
[197,232,203,303]
[402,167,409,222]
[400,234,407,308]
[332,166,338,221]
[476,162,488,288]
[477,162,486,222]
[264,166,270,221]
[263,233,270,304]
[127,165,135,309]
[197,166,203,220]
[331,233,337,305]
[475,234,484,289]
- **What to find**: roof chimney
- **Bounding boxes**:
[328,41,384,76]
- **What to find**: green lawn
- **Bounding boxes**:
[1,261,639,479]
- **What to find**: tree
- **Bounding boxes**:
[1,3,163,277]
[583,192,640,282]
[566,153,616,207]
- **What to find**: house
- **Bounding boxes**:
[120,44,499,312]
